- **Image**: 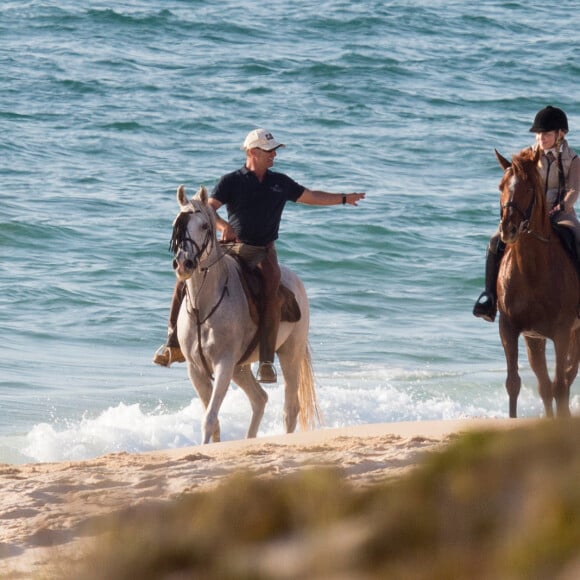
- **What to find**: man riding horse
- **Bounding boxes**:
[474,106,580,322]
[154,128,365,383]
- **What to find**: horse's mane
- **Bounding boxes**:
[500,147,548,219]
[169,198,218,255]
[169,210,192,254]
[510,147,543,194]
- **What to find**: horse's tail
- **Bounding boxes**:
[297,342,322,431]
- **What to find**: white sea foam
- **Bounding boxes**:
[4,366,564,464]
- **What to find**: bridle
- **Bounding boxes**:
[170,203,230,379]
[500,173,550,243]
[500,190,535,234]
[170,206,215,272]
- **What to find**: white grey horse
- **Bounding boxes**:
[171,185,319,444]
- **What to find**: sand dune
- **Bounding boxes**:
[0,418,520,578]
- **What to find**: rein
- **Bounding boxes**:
[185,271,229,381]
[170,209,214,268]
[500,184,550,244]
[172,205,231,379]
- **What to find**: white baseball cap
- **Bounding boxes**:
[241,128,285,151]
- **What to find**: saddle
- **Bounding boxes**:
[551,223,580,319]
[551,222,580,282]
[232,255,302,326]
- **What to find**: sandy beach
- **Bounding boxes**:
[0,418,521,578]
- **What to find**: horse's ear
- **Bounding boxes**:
[494,149,511,170]
[194,185,208,205]
[176,184,189,208]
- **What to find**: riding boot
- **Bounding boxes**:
[256,244,281,384]
[473,243,504,323]
[574,238,580,282]
[153,280,186,367]
[257,299,280,383]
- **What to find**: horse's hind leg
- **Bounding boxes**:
[552,334,572,418]
[277,340,303,433]
[565,329,580,390]
[524,337,554,418]
[232,364,268,438]
[280,371,299,432]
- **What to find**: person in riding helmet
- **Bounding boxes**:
[473,105,580,322]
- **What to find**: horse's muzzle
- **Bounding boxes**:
[499,220,520,244]
[173,254,197,279]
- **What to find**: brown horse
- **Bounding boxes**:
[495,147,580,418]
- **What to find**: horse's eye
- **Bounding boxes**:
[201,223,209,231]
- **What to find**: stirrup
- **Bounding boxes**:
[153,344,186,367]
[257,362,277,383]
[473,292,496,323]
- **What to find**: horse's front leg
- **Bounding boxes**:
[553,333,572,418]
[187,363,221,443]
[499,318,521,418]
[524,336,553,418]
[202,360,235,444]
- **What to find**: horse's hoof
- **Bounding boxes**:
[257,362,277,383]
[476,311,496,323]
[153,345,186,367]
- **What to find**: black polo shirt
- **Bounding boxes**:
[211,166,305,246]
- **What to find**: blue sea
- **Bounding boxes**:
[2,0,579,464]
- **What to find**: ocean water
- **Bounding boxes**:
[2,0,579,464]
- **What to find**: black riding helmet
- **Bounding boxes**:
[529,105,569,133]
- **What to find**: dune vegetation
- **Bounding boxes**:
[57,419,580,580]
